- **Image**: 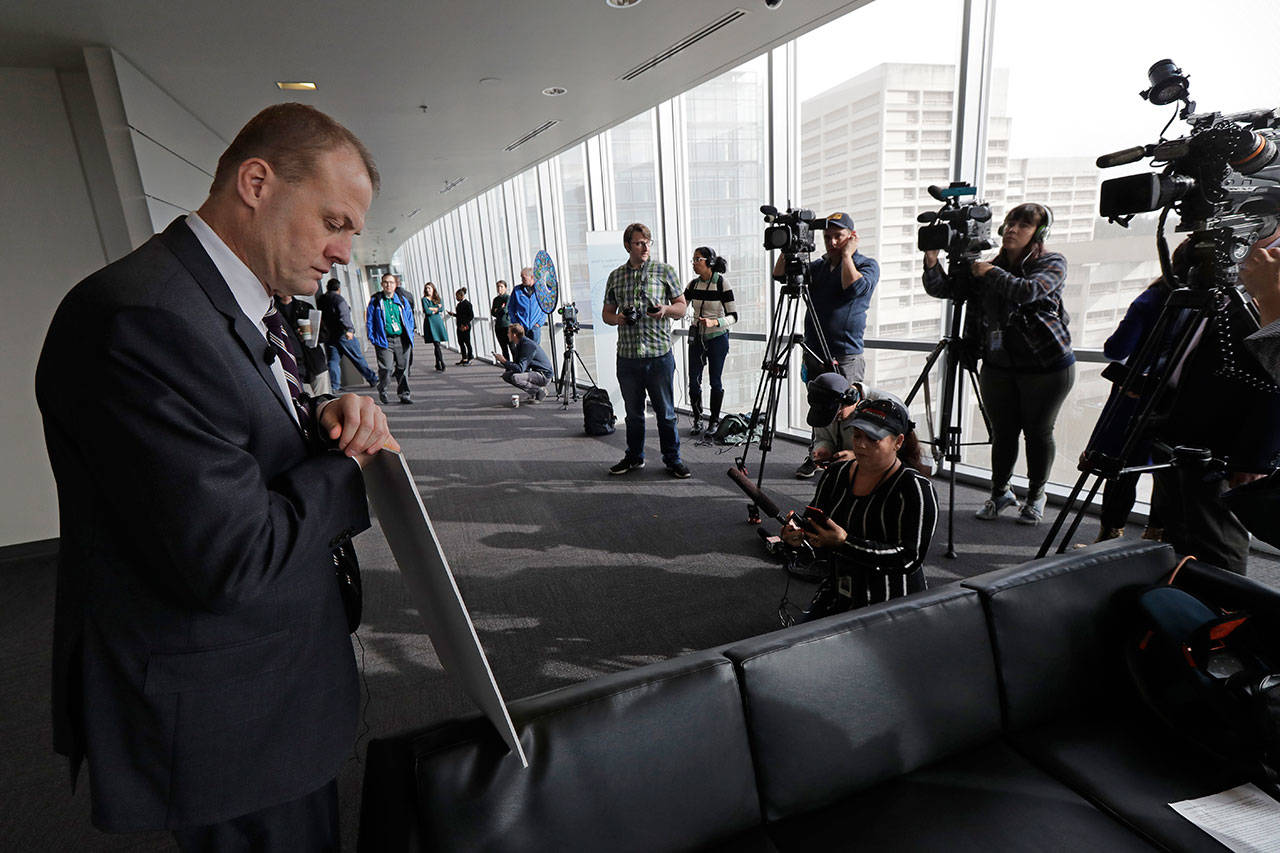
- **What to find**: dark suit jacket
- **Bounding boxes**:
[35,218,371,831]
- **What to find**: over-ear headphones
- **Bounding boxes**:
[998,203,1054,243]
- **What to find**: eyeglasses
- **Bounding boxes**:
[630,239,652,247]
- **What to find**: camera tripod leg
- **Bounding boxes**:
[1036,470,1095,558]
[1056,475,1103,554]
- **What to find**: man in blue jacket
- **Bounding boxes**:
[508,267,545,344]
[366,272,416,404]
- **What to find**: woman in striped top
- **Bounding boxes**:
[782,397,938,618]
[685,246,738,435]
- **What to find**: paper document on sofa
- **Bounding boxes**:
[363,450,528,767]
[1169,784,1280,852]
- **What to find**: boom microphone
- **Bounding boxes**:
[727,467,781,519]
[1096,146,1150,169]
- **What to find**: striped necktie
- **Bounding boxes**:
[263,305,311,436]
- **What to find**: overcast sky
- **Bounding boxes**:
[796,0,1280,161]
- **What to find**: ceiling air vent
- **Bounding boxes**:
[620,9,748,81]
[504,120,560,152]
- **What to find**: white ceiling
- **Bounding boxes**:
[2,0,869,259]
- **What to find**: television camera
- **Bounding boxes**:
[559,302,581,335]
[1097,59,1280,281]
[916,182,993,264]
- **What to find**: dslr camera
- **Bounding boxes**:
[619,301,658,325]
[917,182,993,261]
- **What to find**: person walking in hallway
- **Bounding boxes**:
[422,281,448,371]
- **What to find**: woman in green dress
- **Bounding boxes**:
[422,281,449,371]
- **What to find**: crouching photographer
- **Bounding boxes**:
[781,397,937,619]
[922,202,1073,524]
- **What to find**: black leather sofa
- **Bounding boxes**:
[358,541,1273,851]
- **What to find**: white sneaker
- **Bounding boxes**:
[1017,495,1046,525]
[975,491,1017,521]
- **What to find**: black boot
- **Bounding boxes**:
[689,390,703,435]
[706,389,724,435]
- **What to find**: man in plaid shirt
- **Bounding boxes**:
[602,223,691,478]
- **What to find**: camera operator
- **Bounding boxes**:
[773,212,880,478]
[806,372,900,469]
[922,202,1073,524]
[493,322,551,403]
[781,397,937,618]
[1242,227,1280,382]
[685,246,737,436]
[1150,229,1280,576]
[601,223,691,479]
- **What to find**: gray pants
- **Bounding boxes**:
[375,334,412,400]
[503,370,549,398]
[979,361,1075,501]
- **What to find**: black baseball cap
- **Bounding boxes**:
[849,397,913,440]
[825,212,856,231]
[805,373,862,427]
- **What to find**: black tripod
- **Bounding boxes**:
[1037,226,1263,557]
[734,259,833,525]
[904,266,991,559]
[555,323,596,406]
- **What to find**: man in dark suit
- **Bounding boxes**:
[36,103,396,851]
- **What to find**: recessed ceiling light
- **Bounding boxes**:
[542,86,567,96]
[275,81,317,91]
[606,0,643,7]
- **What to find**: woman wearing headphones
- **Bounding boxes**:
[922,203,1073,524]
[685,246,737,435]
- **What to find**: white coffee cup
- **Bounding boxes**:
[511,394,520,408]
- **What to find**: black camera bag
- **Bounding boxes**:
[1126,580,1280,792]
[582,387,616,436]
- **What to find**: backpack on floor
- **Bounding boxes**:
[1125,577,1280,792]
[713,413,757,446]
[583,387,616,436]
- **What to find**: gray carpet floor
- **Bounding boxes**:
[4,357,1277,851]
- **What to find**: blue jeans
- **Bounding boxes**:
[688,332,729,396]
[617,351,681,467]
[529,325,542,346]
[326,336,377,388]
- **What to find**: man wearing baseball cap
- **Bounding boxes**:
[773,211,880,477]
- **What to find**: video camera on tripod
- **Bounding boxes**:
[559,302,581,335]
[1039,59,1280,557]
[762,205,824,287]
[1097,59,1280,280]
[916,182,993,273]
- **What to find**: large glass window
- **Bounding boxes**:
[792,0,964,411]
[680,56,770,414]
[608,111,660,236]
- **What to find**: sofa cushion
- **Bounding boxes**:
[766,739,1158,852]
[360,650,763,853]
[725,586,1001,822]
[962,540,1174,731]
[1011,715,1239,852]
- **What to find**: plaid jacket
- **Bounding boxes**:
[923,251,1071,371]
